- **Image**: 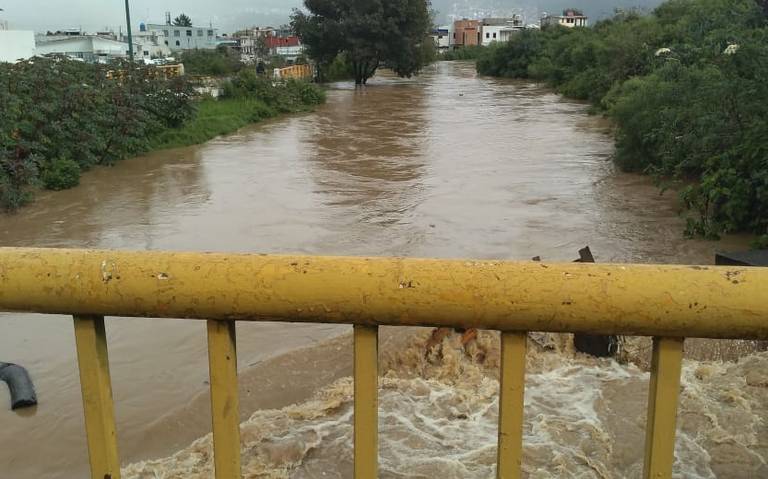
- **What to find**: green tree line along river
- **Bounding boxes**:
[0,58,325,211]
[476,0,768,246]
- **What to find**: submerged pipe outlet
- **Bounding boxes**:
[0,362,37,410]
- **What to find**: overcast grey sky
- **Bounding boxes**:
[0,0,300,32]
[0,0,659,33]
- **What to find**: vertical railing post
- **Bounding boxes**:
[73,315,121,479]
[643,337,684,479]
[354,324,378,478]
[497,331,527,479]
[206,320,241,479]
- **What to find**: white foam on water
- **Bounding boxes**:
[123,334,768,479]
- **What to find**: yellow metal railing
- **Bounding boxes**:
[1,248,767,479]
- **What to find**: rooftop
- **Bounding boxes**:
[482,16,523,26]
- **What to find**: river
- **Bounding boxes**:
[0,62,759,478]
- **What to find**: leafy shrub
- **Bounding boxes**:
[144,76,198,128]
[42,158,80,190]
[0,160,36,210]
[287,78,327,106]
[0,56,197,209]
[179,48,243,76]
[221,71,326,112]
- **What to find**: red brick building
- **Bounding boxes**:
[452,19,482,47]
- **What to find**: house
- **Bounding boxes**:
[35,36,138,63]
[481,16,524,46]
[145,22,218,51]
[265,36,304,63]
[452,19,482,48]
[431,26,451,52]
[0,30,35,63]
[233,27,276,62]
[124,24,172,61]
[540,9,589,28]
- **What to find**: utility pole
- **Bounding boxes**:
[124,0,134,61]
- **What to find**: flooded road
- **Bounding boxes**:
[0,62,752,478]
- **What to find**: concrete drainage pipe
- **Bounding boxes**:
[0,363,37,410]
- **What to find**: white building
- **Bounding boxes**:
[35,36,136,63]
[275,45,303,58]
[123,25,172,61]
[541,9,589,28]
[145,23,218,51]
[0,30,35,63]
[431,26,451,52]
[481,17,524,46]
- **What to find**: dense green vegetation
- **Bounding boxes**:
[324,54,356,81]
[179,48,244,76]
[477,0,768,244]
[0,57,325,210]
[292,0,434,84]
[442,45,485,61]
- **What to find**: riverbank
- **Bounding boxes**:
[475,0,768,246]
[150,91,324,151]
[0,60,325,211]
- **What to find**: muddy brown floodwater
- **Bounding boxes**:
[0,62,757,479]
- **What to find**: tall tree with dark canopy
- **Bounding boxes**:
[292,0,433,84]
[173,13,193,27]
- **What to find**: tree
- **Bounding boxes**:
[173,13,193,27]
[291,0,433,85]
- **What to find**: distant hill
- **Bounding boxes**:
[429,0,663,25]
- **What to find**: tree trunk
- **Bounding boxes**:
[364,60,380,84]
[353,61,363,85]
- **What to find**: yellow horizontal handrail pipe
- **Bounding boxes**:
[0,247,766,339]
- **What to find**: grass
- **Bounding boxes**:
[150,98,280,150]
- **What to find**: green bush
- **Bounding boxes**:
[179,48,243,76]
[221,71,326,113]
[476,0,768,241]
[0,56,197,209]
[442,45,485,61]
[42,158,80,190]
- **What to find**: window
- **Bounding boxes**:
[485,32,490,39]
[143,50,149,56]
[164,40,168,45]
[186,30,192,37]
[208,30,214,36]
[164,30,169,37]
[493,32,497,39]
[175,40,180,46]
[567,18,574,24]
[453,32,456,39]
[197,29,203,37]
[174,30,180,37]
